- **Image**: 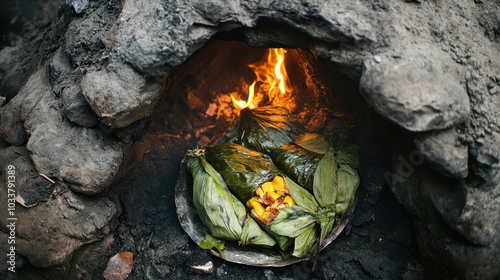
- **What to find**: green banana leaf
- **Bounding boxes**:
[186,156,276,248]
[268,206,318,238]
[294,133,330,154]
[313,149,338,207]
[335,164,360,214]
[204,142,280,202]
[271,144,322,191]
[236,106,303,154]
[249,211,293,251]
[292,224,319,258]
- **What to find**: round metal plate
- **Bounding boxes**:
[175,156,356,267]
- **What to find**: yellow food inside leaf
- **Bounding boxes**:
[247,199,265,216]
[261,182,274,193]
[247,176,297,225]
[255,187,264,196]
[272,176,288,193]
[283,195,296,206]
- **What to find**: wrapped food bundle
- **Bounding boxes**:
[235,106,303,154]
[185,130,360,260]
[186,154,276,248]
[203,142,343,258]
[204,142,280,202]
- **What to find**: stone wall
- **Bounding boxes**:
[0,0,499,278]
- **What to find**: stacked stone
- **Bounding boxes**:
[0,0,498,278]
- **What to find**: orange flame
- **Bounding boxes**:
[232,48,291,110]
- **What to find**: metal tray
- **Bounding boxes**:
[174,154,357,267]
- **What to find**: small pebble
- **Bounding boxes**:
[373,55,382,63]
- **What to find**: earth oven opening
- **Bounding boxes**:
[112,19,417,276]
[127,21,384,164]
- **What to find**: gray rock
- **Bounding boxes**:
[66,0,89,14]
[19,64,125,195]
[61,84,99,127]
[111,0,376,76]
[391,159,500,276]
[0,97,26,145]
[0,60,51,144]
[414,128,468,179]
[48,49,74,97]
[415,220,500,279]
[0,36,43,101]
[0,188,116,269]
[468,135,500,189]
[26,122,125,195]
[0,146,56,208]
[80,61,160,128]
[360,49,471,132]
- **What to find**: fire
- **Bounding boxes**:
[231,48,291,110]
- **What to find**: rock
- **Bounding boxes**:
[111,0,376,76]
[80,61,160,128]
[0,38,42,101]
[452,187,500,246]
[423,174,500,246]
[48,49,74,97]
[192,0,242,24]
[413,128,468,179]
[0,189,117,270]
[112,0,193,74]
[0,96,26,145]
[18,64,125,195]
[0,59,51,145]
[185,250,214,275]
[67,234,115,278]
[468,136,500,189]
[26,122,125,195]
[415,219,500,279]
[360,49,471,132]
[391,157,500,276]
[0,146,56,208]
[61,84,99,127]
[66,0,89,14]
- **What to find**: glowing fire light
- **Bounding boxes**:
[231,48,291,110]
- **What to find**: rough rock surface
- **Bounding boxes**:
[414,128,468,179]
[0,146,56,208]
[3,61,126,195]
[66,0,89,14]
[81,61,159,128]
[0,187,117,270]
[0,0,499,279]
[391,161,500,278]
[359,47,471,132]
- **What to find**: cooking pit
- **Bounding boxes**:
[109,36,418,279]
[1,1,499,279]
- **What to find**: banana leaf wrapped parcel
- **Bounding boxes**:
[233,106,303,154]
[204,142,281,202]
[186,154,276,248]
[271,133,361,244]
[204,142,329,257]
[271,133,360,200]
[185,135,360,259]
